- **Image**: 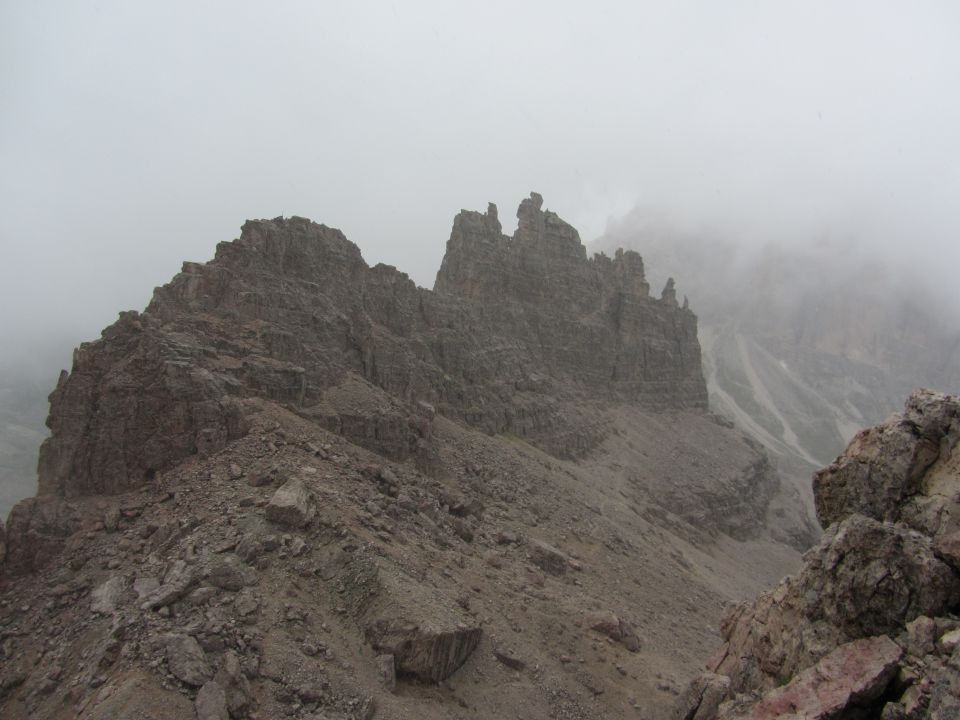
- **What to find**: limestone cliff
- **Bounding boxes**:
[37,193,706,500]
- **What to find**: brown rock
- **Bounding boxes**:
[674,672,731,720]
[195,680,229,720]
[814,389,960,533]
[529,540,569,576]
[933,531,960,571]
[164,633,211,687]
[366,620,482,682]
[35,195,707,505]
[376,653,396,692]
[745,636,903,719]
[214,650,251,718]
[90,576,127,615]
[265,478,315,528]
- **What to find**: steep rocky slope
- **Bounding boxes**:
[0,195,803,720]
[676,389,960,720]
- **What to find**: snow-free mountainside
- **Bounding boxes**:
[0,195,956,719]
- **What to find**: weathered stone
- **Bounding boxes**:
[745,636,902,720]
[214,650,251,718]
[140,560,196,610]
[529,540,569,576]
[164,633,211,687]
[814,389,960,533]
[365,620,482,682]
[206,555,253,591]
[195,680,229,720]
[90,576,127,615]
[674,672,730,720]
[712,514,960,693]
[34,195,706,508]
[376,653,396,692]
[265,478,315,528]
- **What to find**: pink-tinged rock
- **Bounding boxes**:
[747,636,903,719]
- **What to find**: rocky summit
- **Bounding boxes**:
[676,389,960,720]
[1,194,819,720]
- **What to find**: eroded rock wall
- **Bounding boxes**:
[35,194,707,501]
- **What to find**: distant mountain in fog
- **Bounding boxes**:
[594,209,960,509]
[0,346,72,517]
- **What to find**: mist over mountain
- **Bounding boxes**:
[595,207,960,509]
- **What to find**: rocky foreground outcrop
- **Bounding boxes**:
[676,389,960,720]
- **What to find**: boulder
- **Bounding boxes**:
[710,513,960,693]
[365,620,482,682]
[265,478,315,528]
[90,576,128,615]
[529,540,569,576]
[194,680,229,720]
[585,610,641,652]
[214,650,251,718]
[140,560,196,610]
[743,636,902,720]
[814,389,960,533]
[164,633,211,687]
[674,673,730,720]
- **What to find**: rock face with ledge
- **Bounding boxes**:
[36,193,706,502]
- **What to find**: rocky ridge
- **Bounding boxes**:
[37,193,705,503]
[676,389,960,720]
[0,195,799,720]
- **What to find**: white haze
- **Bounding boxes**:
[2,1,959,372]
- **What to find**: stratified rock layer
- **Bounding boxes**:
[37,193,706,500]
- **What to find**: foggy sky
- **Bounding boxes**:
[2,1,959,368]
